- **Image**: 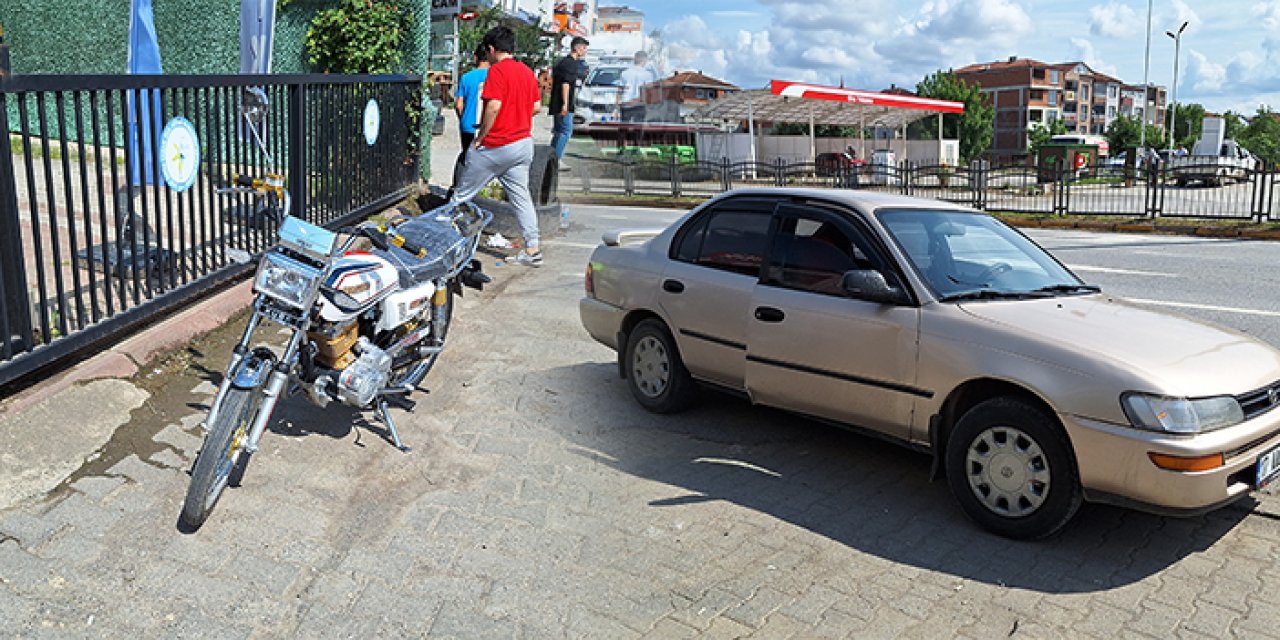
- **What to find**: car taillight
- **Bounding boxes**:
[585,262,595,297]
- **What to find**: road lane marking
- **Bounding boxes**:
[545,241,601,249]
[1069,265,1178,277]
[1126,298,1280,318]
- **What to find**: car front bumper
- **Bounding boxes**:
[1064,410,1280,514]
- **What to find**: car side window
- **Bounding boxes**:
[672,199,774,277]
[763,205,883,296]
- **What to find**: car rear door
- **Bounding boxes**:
[659,197,774,390]
[744,202,924,439]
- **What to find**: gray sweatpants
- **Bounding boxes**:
[449,136,539,249]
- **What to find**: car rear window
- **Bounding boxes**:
[672,198,774,276]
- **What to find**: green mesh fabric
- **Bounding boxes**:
[1,0,436,178]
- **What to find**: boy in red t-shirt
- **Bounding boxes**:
[448,27,546,266]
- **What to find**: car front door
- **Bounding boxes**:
[744,203,924,439]
[659,197,774,390]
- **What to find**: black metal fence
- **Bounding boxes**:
[0,73,422,388]
[561,154,1279,222]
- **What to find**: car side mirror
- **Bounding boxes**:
[841,270,909,304]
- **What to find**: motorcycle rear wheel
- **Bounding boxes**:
[392,285,454,388]
[180,388,255,530]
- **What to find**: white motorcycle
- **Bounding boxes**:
[180,92,491,530]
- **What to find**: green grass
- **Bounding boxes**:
[9,134,126,166]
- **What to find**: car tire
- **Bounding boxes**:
[624,319,697,414]
[945,397,1082,540]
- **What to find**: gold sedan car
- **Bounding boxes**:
[579,188,1280,539]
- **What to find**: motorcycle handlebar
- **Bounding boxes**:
[387,230,427,259]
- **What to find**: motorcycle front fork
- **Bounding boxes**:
[203,311,304,455]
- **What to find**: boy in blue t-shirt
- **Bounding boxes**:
[450,45,490,195]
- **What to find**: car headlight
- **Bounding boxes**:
[254,252,323,310]
[1121,392,1245,434]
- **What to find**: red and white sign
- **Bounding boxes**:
[771,80,965,114]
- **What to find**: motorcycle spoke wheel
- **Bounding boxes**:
[180,388,255,530]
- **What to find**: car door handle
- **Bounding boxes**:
[662,279,685,293]
[754,306,785,323]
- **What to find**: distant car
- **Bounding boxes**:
[580,188,1280,539]
[815,152,866,177]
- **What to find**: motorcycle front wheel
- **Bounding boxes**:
[180,387,256,530]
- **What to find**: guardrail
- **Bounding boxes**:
[0,73,422,388]
[560,154,1278,222]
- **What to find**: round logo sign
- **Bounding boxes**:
[160,117,200,193]
[363,99,380,146]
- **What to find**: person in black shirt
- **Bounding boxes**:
[550,36,589,160]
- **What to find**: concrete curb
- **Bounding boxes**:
[0,280,254,420]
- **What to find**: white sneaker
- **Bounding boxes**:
[509,251,543,267]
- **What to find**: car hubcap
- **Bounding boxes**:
[965,426,1050,518]
[632,336,669,398]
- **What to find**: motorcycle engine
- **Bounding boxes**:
[336,337,392,407]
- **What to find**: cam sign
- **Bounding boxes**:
[430,0,460,18]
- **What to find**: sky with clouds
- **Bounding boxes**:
[624,0,1280,116]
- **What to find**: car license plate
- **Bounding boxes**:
[1256,444,1280,488]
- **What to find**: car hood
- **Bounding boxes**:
[958,294,1280,395]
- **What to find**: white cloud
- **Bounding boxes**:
[1068,38,1118,77]
[1188,50,1227,92]
[1254,0,1280,29]
[1088,2,1141,38]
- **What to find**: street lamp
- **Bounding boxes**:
[1166,21,1188,156]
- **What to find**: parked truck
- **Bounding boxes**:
[1166,117,1258,187]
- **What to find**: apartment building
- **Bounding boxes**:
[955,57,1166,161]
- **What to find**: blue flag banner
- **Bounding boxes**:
[126,0,164,186]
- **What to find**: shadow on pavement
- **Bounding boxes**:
[549,361,1248,595]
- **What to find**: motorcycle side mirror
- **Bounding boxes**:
[240,87,269,125]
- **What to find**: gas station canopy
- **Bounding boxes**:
[689,80,965,129]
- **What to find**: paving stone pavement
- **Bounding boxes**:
[3,211,1280,638]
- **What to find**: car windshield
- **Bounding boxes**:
[587,68,624,86]
[877,208,1096,301]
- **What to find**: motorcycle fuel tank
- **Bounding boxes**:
[318,252,400,322]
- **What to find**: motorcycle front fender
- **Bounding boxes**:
[231,347,279,390]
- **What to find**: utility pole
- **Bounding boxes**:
[1166,21,1188,155]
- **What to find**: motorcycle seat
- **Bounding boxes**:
[373,214,471,288]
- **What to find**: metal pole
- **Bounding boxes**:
[1138,0,1152,154]
[1166,23,1187,155]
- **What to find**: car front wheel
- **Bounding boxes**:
[945,397,1082,539]
[624,319,696,413]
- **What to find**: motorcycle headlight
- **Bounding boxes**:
[254,252,323,310]
[1121,392,1244,434]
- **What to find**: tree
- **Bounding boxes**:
[772,122,863,138]
[913,70,993,163]
[1107,115,1166,156]
[1222,111,1246,140]
[1026,119,1067,156]
[1238,107,1280,165]
[305,0,413,74]
[1169,103,1205,149]
[458,7,553,73]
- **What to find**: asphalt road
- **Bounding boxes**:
[1027,229,1280,347]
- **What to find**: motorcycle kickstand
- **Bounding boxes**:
[376,399,412,453]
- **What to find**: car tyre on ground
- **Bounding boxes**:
[624,319,697,413]
[944,397,1082,540]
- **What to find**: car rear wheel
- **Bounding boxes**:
[945,397,1082,539]
[624,319,696,413]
